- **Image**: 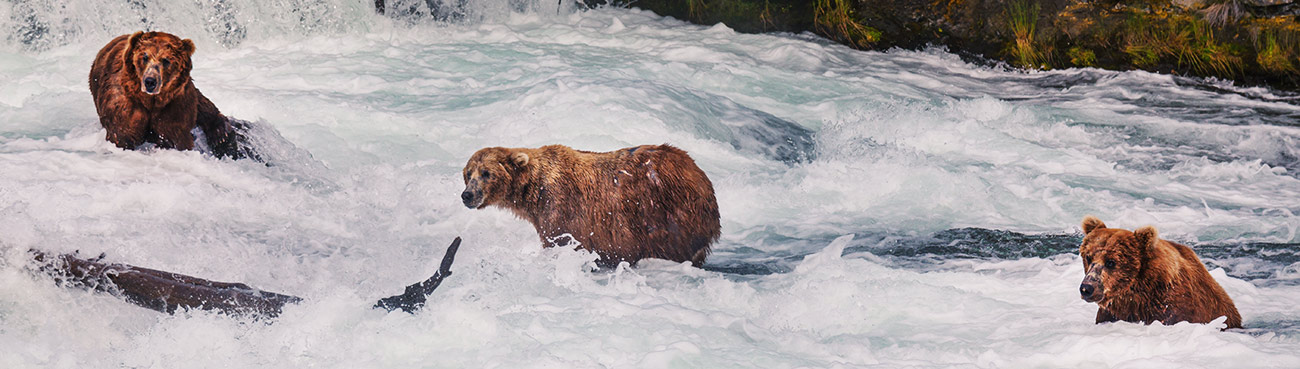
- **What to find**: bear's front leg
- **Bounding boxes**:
[194,91,248,159]
[152,103,197,150]
[1095,308,1118,324]
[103,107,151,150]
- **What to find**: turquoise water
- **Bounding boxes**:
[2,1,1299,367]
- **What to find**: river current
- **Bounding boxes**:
[2,1,1299,367]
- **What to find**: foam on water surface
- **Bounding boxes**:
[2,2,1300,367]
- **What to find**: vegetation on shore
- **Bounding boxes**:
[601,0,1300,89]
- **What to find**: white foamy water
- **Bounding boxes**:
[3,1,1300,367]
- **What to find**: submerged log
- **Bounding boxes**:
[375,237,461,313]
[28,237,462,318]
[30,250,303,318]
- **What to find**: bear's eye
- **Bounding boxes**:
[1105,260,1116,269]
[160,58,170,67]
[140,54,149,64]
[480,170,490,179]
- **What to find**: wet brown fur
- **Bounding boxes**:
[1078,216,1242,329]
[462,144,721,267]
[89,31,235,151]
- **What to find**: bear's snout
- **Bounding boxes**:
[1080,276,1103,302]
[461,190,481,209]
[142,76,160,95]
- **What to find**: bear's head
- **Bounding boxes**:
[122,31,195,97]
[461,147,530,209]
[1077,216,1159,305]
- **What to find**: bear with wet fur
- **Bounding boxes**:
[461,144,721,267]
[89,31,245,157]
[1077,216,1242,329]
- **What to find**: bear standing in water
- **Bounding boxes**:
[461,144,721,267]
[89,31,247,158]
[1078,216,1242,329]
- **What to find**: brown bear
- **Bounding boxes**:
[89,31,247,158]
[461,144,721,267]
[1078,216,1242,329]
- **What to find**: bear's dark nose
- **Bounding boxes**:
[143,77,158,93]
[1079,283,1095,299]
[461,191,477,208]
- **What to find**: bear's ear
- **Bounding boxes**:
[128,31,144,49]
[511,152,530,168]
[123,31,145,65]
[1081,216,1106,235]
[180,38,195,56]
[1134,226,1159,253]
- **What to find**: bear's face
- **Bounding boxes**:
[1078,216,1157,305]
[124,31,195,96]
[461,147,530,209]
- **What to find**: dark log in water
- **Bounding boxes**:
[30,250,302,318]
[29,237,463,318]
[374,237,461,313]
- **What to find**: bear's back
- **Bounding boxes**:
[89,34,132,106]
[1159,239,1242,328]
[593,145,714,210]
[544,144,720,265]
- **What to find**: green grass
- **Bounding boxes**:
[687,0,707,22]
[1249,18,1300,75]
[1256,31,1297,73]
[814,0,880,48]
[1006,0,1046,69]
[1068,47,1097,67]
[1123,12,1241,77]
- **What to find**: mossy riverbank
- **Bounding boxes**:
[593,0,1300,90]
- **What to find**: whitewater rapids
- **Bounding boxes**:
[1,1,1299,367]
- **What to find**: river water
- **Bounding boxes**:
[2,1,1299,367]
